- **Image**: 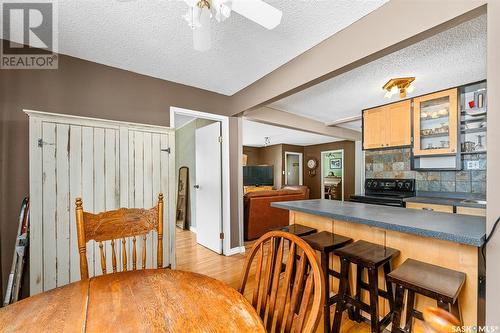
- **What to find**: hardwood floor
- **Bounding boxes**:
[175,228,371,333]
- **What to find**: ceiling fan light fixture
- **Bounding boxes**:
[183,6,202,29]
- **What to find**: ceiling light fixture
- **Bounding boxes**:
[181,0,282,52]
[383,77,416,99]
[264,136,271,146]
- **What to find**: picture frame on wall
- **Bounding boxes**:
[330,158,342,169]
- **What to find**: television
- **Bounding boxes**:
[243,166,274,186]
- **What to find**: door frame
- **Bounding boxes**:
[284,151,303,186]
[320,149,345,201]
[170,107,235,256]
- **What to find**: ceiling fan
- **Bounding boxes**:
[116,0,282,52]
[182,0,283,51]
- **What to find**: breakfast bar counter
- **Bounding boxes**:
[272,199,486,326]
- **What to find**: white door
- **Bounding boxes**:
[195,122,222,254]
[28,111,175,295]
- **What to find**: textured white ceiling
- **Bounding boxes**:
[52,0,388,95]
[270,15,487,129]
[243,119,338,147]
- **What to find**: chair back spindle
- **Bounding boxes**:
[239,231,324,333]
[75,193,164,279]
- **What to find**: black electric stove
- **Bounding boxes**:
[350,179,416,207]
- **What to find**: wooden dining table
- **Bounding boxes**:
[0,269,265,332]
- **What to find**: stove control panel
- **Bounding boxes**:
[365,179,415,192]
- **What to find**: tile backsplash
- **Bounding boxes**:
[365,148,486,195]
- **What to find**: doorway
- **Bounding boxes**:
[284,152,303,186]
[170,107,232,257]
[321,149,345,201]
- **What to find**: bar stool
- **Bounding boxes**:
[301,231,353,333]
[387,259,465,333]
[273,224,317,237]
[332,240,400,333]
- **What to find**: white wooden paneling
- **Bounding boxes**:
[133,131,144,269]
[119,127,129,271]
[69,125,82,282]
[104,129,118,272]
[29,117,43,295]
[151,133,161,266]
[28,111,174,294]
[81,126,95,277]
[93,128,105,276]
[42,122,57,290]
[143,132,153,268]
[55,124,70,286]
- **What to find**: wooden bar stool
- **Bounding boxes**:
[332,240,400,333]
[301,231,353,333]
[273,224,317,237]
[387,259,465,333]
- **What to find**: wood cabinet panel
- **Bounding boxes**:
[388,100,412,147]
[363,100,411,150]
[456,206,486,217]
[406,202,454,213]
[363,107,387,149]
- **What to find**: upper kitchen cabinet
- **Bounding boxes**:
[413,88,459,156]
[363,100,411,150]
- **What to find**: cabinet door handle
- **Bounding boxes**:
[422,207,434,211]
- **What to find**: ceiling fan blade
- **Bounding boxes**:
[231,0,282,30]
[192,8,211,51]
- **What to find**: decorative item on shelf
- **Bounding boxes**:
[476,135,485,152]
[383,77,415,98]
[307,158,317,176]
[330,158,342,169]
[462,141,476,153]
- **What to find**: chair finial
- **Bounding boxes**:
[76,197,83,208]
[158,193,164,201]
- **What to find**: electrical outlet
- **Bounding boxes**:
[466,160,480,170]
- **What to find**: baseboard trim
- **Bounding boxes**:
[189,226,197,234]
[225,246,246,256]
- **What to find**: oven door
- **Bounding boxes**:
[350,195,404,207]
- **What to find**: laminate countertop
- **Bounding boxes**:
[271,199,485,247]
[403,192,486,209]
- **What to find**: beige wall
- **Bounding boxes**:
[0,50,231,296]
[486,0,500,323]
[303,141,356,200]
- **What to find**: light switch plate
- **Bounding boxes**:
[466,160,480,170]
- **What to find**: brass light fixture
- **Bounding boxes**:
[383,77,415,99]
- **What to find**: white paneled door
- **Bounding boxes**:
[194,122,223,254]
[28,111,175,295]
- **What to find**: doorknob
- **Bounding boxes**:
[194,185,200,189]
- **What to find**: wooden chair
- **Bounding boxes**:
[75,193,164,279]
[239,231,324,333]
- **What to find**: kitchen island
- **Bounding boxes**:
[272,199,486,326]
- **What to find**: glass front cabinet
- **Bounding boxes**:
[413,88,459,156]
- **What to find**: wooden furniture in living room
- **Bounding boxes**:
[0,269,265,332]
[75,193,164,279]
[239,231,324,333]
[244,185,274,194]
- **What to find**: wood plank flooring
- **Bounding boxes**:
[175,228,371,333]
